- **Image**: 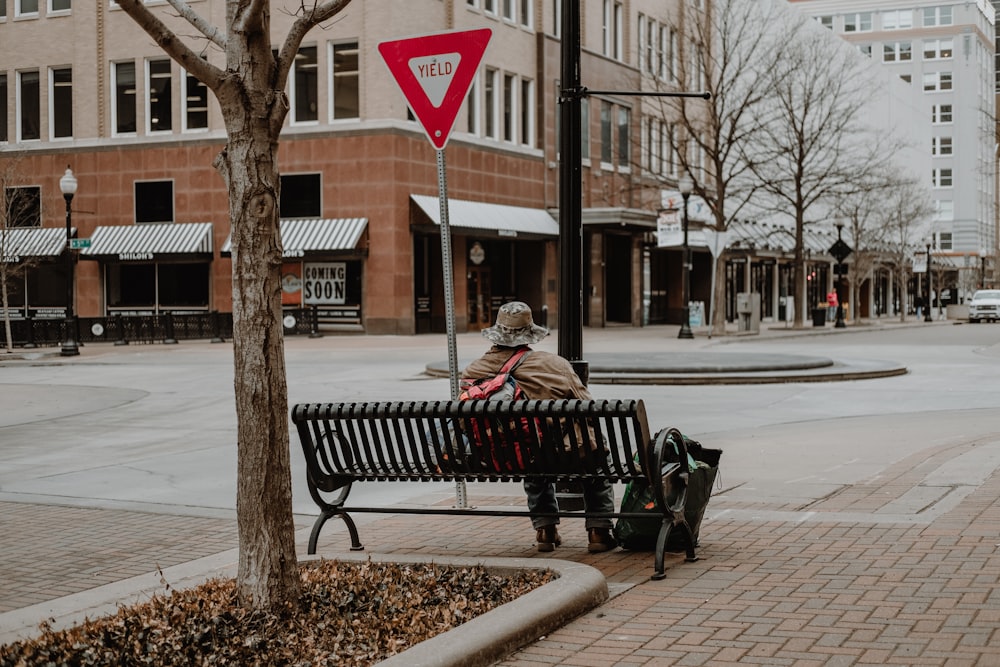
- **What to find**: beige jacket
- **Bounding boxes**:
[461,346,592,401]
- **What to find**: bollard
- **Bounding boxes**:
[309,305,323,338]
[210,310,225,343]
[22,315,36,349]
[162,312,178,344]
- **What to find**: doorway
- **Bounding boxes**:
[467,266,491,331]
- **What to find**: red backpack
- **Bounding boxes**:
[459,348,535,472]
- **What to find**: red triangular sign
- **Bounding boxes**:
[378,28,492,150]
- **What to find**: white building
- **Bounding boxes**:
[790,0,997,269]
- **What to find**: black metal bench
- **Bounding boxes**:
[291,398,700,580]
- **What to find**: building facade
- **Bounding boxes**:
[790,0,998,299]
[0,0,705,336]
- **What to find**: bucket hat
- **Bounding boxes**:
[482,301,549,346]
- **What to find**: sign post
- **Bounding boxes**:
[380,27,492,508]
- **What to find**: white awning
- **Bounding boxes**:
[220,218,368,257]
[82,222,214,260]
[411,194,559,238]
[0,227,71,262]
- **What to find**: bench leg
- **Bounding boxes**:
[650,518,698,581]
[308,509,365,555]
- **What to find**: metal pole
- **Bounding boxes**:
[678,192,693,339]
[924,244,933,323]
[558,0,586,382]
[436,148,468,509]
[61,192,79,356]
[835,224,846,328]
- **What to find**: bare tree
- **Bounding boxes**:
[880,180,935,323]
[116,0,353,611]
[643,0,790,335]
[745,14,905,327]
[0,156,42,353]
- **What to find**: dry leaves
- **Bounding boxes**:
[0,560,555,667]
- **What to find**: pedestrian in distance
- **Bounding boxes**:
[827,288,839,322]
[460,301,619,554]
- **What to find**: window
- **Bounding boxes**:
[292,46,318,123]
[857,44,872,57]
[134,180,174,223]
[657,25,667,80]
[580,99,589,160]
[466,77,479,135]
[4,186,41,227]
[931,137,952,156]
[665,123,676,176]
[147,58,172,133]
[882,10,911,30]
[923,6,952,27]
[0,1,5,18]
[932,104,952,123]
[502,73,515,142]
[16,0,38,17]
[602,0,623,60]
[50,67,72,139]
[279,173,321,218]
[113,61,137,135]
[183,70,209,131]
[900,74,911,83]
[639,16,656,75]
[0,75,7,142]
[936,231,953,250]
[483,0,495,15]
[520,78,533,146]
[502,0,513,21]
[551,0,560,37]
[330,41,359,120]
[668,28,677,81]
[934,200,954,221]
[519,0,530,28]
[923,72,952,92]
[49,0,70,12]
[17,70,40,142]
[600,101,612,164]
[932,168,952,187]
[816,15,833,30]
[616,106,630,168]
[484,68,498,139]
[843,12,872,33]
[924,39,953,60]
[883,42,911,62]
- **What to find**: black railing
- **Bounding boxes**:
[0,307,340,349]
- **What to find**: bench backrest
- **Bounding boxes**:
[291,399,653,488]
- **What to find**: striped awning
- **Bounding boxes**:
[411,194,559,238]
[0,227,71,262]
[81,222,214,260]
[220,218,368,257]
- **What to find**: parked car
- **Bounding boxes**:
[968,290,1000,323]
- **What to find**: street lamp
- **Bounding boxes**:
[981,248,988,289]
[677,174,694,340]
[924,242,933,323]
[834,223,846,329]
[59,165,79,356]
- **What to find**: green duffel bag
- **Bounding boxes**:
[614,434,721,552]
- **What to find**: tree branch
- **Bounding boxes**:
[114,0,225,91]
[164,0,225,48]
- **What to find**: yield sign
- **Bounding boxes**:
[378,28,492,150]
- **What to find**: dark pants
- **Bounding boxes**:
[524,478,615,530]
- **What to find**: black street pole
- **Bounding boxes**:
[924,244,933,323]
[558,0,587,384]
[834,223,846,329]
[678,189,693,339]
[59,166,79,357]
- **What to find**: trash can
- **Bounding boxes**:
[812,308,826,327]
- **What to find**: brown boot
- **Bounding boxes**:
[535,526,561,552]
[587,528,619,553]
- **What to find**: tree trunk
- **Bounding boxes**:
[711,253,726,336]
[217,127,300,609]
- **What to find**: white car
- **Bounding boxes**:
[968,290,1000,323]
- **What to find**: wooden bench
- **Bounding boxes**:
[292,398,701,580]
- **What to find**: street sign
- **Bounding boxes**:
[69,238,91,249]
[378,27,492,150]
[828,238,852,263]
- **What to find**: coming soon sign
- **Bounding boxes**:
[303,262,347,304]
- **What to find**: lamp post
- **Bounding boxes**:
[59,166,79,356]
[924,242,933,323]
[677,174,694,340]
[834,223,846,328]
[981,248,988,289]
